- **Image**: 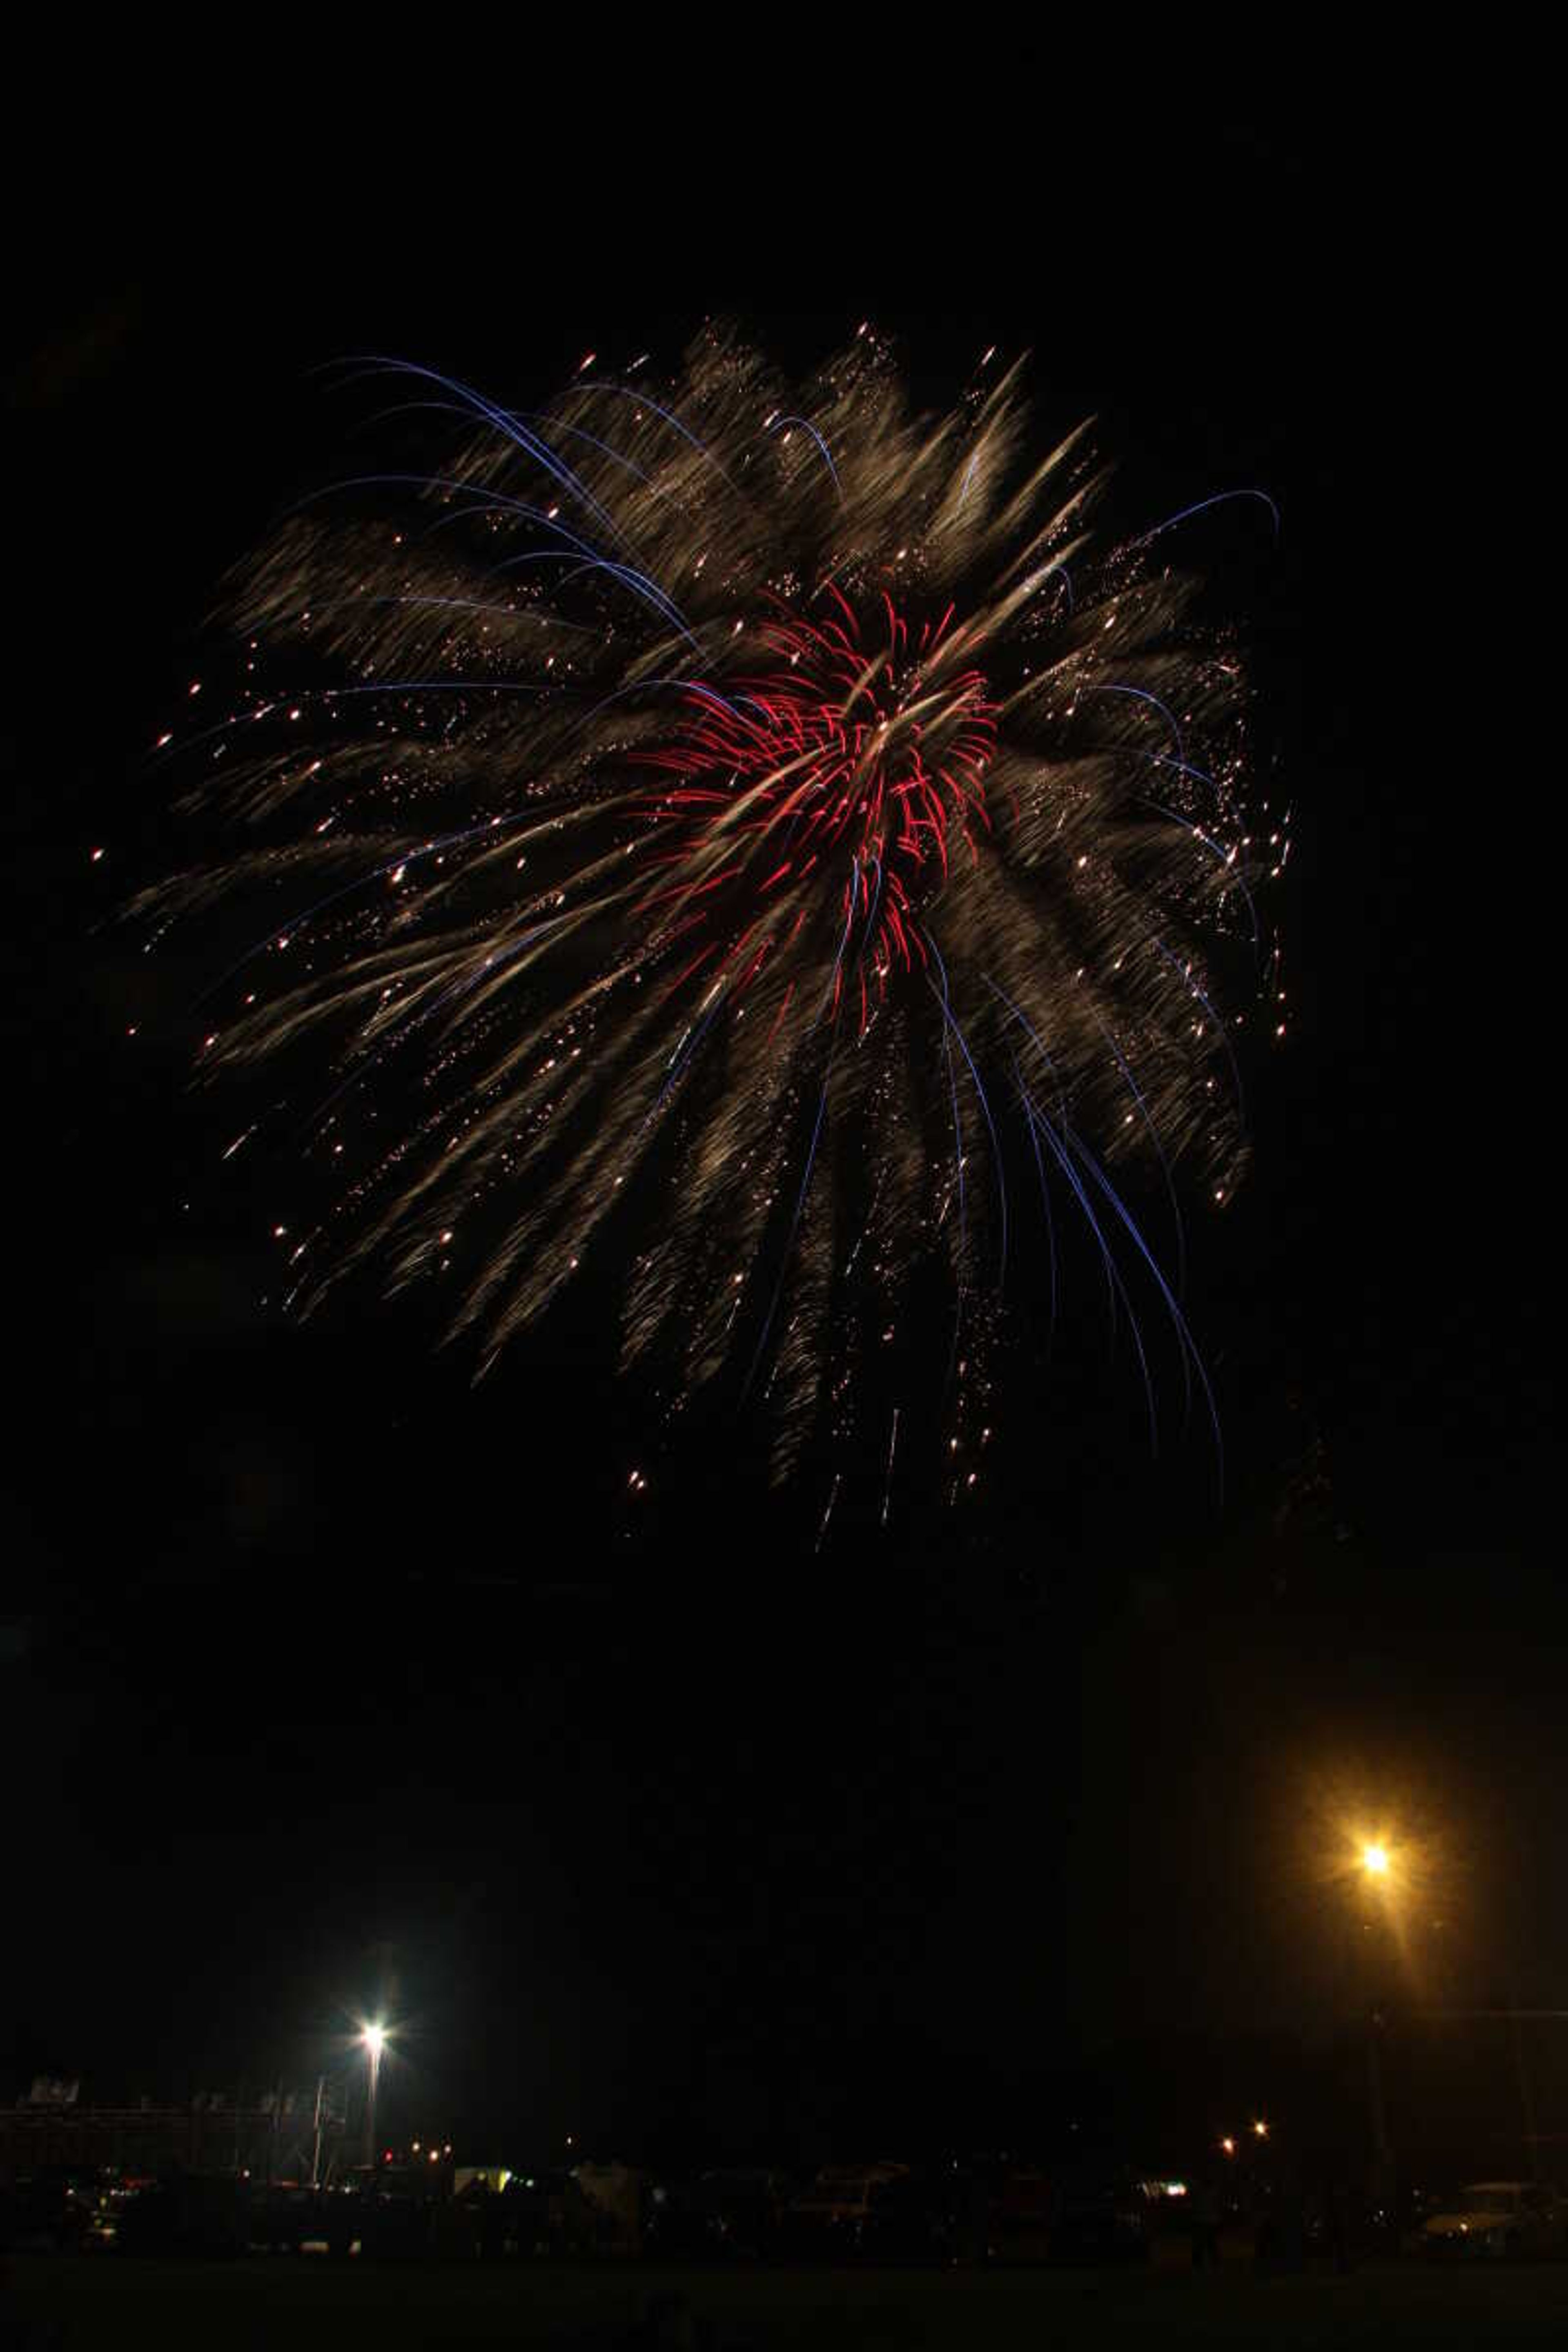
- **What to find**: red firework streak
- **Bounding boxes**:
[632,594,997,1040]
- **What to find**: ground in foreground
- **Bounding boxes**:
[12,2254,1568,2348]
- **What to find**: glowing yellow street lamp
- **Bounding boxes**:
[1252,2119,1269,2140]
[1361,1843,1390,1879]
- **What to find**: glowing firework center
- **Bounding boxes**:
[636,595,995,1032]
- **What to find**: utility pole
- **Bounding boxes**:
[363,2031,385,2169]
[1346,1871,1396,2207]
[1366,2008,1394,2205]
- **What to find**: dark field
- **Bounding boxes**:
[12,2256,1568,2349]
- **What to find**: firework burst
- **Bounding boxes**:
[140,325,1285,1501]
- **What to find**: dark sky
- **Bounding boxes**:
[0,99,1546,2165]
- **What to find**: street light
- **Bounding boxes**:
[361,2023,388,2167]
[1347,1845,1395,2198]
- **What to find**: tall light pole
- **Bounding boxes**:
[1355,1843,1394,2203]
[310,2075,326,2190]
[361,2024,387,2169]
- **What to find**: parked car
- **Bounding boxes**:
[987,2166,1055,2263]
[783,2163,911,2254]
[246,2182,322,2252]
[113,2172,249,2258]
[510,2168,589,2257]
[1049,2168,1153,2265]
[853,2168,967,2264]
[3,2168,102,2252]
[646,2168,792,2260]
[356,2166,439,2259]
[1420,2182,1566,2258]
[697,2167,791,2257]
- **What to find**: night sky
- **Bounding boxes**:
[1,103,1547,2170]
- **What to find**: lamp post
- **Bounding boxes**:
[361,2024,387,2169]
[1354,1844,1395,2205]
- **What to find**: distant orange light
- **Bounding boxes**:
[1361,1843,1390,1878]
[1220,2136,1236,2157]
